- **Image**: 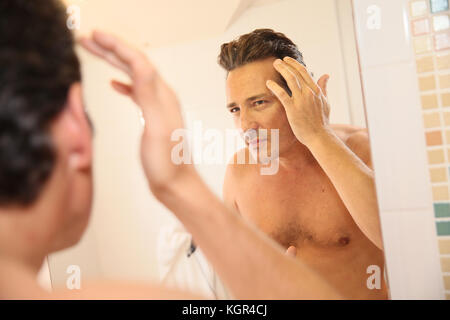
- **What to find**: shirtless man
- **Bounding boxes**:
[0,0,340,300]
[220,30,388,299]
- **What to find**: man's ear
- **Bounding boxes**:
[64,83,93,171]
[317,74,330,97]
[317,74,330,119]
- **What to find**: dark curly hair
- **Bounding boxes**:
[0,0,81,206]
[218,28,306,72]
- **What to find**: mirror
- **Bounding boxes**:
[47,0,388,299]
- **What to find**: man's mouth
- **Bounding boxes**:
[248,138,267,146]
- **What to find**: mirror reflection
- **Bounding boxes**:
[0,0,394,300]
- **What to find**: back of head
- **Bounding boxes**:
[218,28,306,73]
[0,0,81,206]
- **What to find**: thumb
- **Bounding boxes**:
[286,246,297,258]
[317,74,330,97]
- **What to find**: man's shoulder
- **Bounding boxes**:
[223,148,255,210]
[330,123,372,168]
[223,148,256,189]
[329,123,368,142]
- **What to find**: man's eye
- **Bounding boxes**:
[230,107,240,113]
[254,100,266,106]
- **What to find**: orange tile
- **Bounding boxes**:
[426,130,443,145]
[439,238,450,254]
[416,55,435,73]
[444,111,450,125]
[432,185,449,200]
[423,112,441,128]
[446,129,450,143]
[419,75,436,91]
[441,257,450,272]
[428,149,446,163]
[415,36,433,53]
[421,94,439,109]
[437,53,450,70]
[440,74,450,88]
[442,93,450,107]
[430,167,448,182]
[444,276,450,290]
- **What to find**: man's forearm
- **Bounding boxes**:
[154,171,343,299]
[307,129,383,249]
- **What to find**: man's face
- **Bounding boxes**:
[47,84,94,252]
[226,57,298,157]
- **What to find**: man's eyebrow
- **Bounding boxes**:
[246,93,269,102]
[226,93,270,109]
[226,102,237,109]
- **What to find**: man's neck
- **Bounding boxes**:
[278,139,318,172]
[0,206,48,275]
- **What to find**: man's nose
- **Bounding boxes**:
[239,109,259,134]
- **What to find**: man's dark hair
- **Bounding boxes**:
[218,28,306,73]
[0,0,81,206]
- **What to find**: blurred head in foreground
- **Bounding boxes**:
[0,0,93,270]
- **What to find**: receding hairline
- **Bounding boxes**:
[225,56,292,107]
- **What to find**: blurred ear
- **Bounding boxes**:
[63,83,93,171]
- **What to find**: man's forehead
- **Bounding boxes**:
[228,58,278,81]
[226,58,279,100]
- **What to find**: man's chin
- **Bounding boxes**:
[51,214,91,252]
[248,141,280,162]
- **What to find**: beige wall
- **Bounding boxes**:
[352,0,445,299]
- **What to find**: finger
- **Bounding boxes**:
[111,80,132,96]
[283,56,320,95]
[266,79,292,107]
[272,59,302,98]
[317,74,330,97]
[286,246,297,258]
[79,37,108,59]
[92,30,151,74]
[79,37,131,74]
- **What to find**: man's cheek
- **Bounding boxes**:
[267,113,287,132]
[233,117,241,129]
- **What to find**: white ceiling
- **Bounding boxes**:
[62,0,284,48]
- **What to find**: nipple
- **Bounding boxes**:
[338,236,350,246]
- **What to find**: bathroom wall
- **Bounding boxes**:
[408,0,450,298]
[352,0,447,299]
[48,0,366,288]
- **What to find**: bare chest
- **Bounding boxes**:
[235,165,359,248]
